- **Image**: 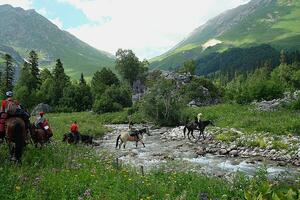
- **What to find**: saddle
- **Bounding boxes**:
[129,129,139,136]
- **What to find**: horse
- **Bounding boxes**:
[5,117,26,162]
[62,133,94,145]
[183,120,214,141]
[115,127,150,149]
[30,120,53,147]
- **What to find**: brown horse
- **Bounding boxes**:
[5,117,26,162]
[115,127,150,149]
[30,121,53,147]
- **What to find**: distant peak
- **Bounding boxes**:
[0,4,26,12]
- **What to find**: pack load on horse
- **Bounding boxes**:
[0,91,30,161]
[31,112,53,147]
[115,123,150,149]
[183,113,214,142]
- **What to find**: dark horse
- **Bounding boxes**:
[30,120,53,147]
[183,120,214,141]
[5,117,26,162]
[116,127,150,149]
[62,133,94,145]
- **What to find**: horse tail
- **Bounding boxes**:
[116,135,121,148]
[14,122,24,161]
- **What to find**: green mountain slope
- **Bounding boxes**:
[0,4,115,78]
[151,0,300,72]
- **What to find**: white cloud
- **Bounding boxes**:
[0,0,250,59]
[37,7,47,16]
[0,0,32,9]
[64,0,250,59]
[50,17,63,29]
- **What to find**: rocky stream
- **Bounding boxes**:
[95,124,300,179]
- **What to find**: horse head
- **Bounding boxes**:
[140,127,151,136]
[62,134,67,142]
[209,120,215,126]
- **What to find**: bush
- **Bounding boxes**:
[291,95,300,110]
[93,96,121,114]
[92,84,132,114]
[142,78,186,126]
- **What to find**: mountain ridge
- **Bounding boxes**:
[0,4,115,78]
[151,0,300,72]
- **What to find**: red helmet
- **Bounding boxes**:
[39,112,45,116]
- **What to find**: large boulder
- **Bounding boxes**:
[31,103,51,116]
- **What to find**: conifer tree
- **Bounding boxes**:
[1,53,15,92]
[28,50,40,90]
[52,59,70,104]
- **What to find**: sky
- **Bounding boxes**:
[0,0,249,59]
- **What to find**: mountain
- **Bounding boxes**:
[151,0,300,73]
[0,4,115,78]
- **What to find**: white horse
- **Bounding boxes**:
[115,127,150,149]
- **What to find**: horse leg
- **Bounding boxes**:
[9,142,16,161]
[140,140,145,147]
[187,130,191,140]
[136,141,138,148]
[191,130,196,139]
[119,140,123,149]
[123,142,126,149]
[202,131,206,140]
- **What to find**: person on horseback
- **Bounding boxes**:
[197,113,202,123]
[0,91,31,135]
[128,121,139,139]
[70,121,81,144]
[35,112,46,128]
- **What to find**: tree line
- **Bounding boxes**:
[0,49,148,113]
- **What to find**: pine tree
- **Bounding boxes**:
[79,73,86,86]
[1,54,15,92]
[52,59,70,104]
[27,50,40,90]
[91,68,119,98]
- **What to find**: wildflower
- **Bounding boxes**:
[15,186,21,191]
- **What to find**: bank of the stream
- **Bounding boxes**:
[0,107,299,199]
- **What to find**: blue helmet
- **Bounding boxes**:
[6,91,13,97]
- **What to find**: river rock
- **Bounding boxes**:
[219,149,227,155]
[196,148,206,156]
[31,103,51,116]
[229,150,238,157]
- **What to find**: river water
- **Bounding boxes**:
[95,124,299,178]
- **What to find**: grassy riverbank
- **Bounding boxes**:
[0,107,299,199]
[0,142,299,200]
[185,103,300,135]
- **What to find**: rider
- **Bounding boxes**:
[197,113,203,123]
[0,91,31,134]
[128,121,139,139]
[35,112,46,129]
[70,121,81,144]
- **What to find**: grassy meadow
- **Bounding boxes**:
[185,103,300,136]
[0,104,300,199]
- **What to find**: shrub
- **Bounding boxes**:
[142,78,186,126]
